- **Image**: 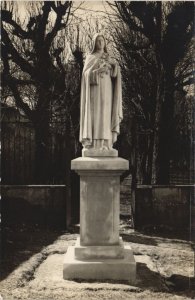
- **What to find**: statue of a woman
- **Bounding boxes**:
[79,33,123,156]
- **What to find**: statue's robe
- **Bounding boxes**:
[79,52,123,148]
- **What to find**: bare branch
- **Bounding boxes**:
[114,2,145,34]
[2,9,32,39]
[2,26,35,76]
[3,74,34,119]
[53,47,66,75]
[45,1,72,49]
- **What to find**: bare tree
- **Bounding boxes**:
[1,1,72,182]
[106,1,194,184]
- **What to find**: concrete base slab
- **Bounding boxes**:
[63,245,136,282]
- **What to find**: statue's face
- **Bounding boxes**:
[95,36,105,51]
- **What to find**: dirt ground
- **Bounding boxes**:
[0,220,194,300]
[0,195,194,300]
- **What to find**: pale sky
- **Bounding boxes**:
[14,1,112,20]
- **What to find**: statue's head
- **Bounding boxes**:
[91,33,108,54]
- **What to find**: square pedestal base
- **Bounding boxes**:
[63,245,136,283]
[74,237,124,259]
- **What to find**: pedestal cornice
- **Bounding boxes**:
[71,157,129,171]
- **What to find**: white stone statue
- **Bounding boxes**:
[64,34,136,281]
[79,33,123,155]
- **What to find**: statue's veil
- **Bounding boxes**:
[90,33,108,54]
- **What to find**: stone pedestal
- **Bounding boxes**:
[82,148,118,157]
[63,157,136,282]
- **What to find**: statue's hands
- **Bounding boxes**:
[108,59,118,66]
[97,66,108,74]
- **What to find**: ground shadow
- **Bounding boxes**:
[0,224,65,280]
[134,226,191,242]
[120,210,192,245]
[120,224,193,248]
[136,262,195,297]
[121,232,158,246]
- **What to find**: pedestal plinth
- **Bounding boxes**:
[63,157,136,282]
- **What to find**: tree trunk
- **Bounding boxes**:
[144,132,155,184]
[131,117,138,190]
[151,79,163,184]
[156,69,175,184]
